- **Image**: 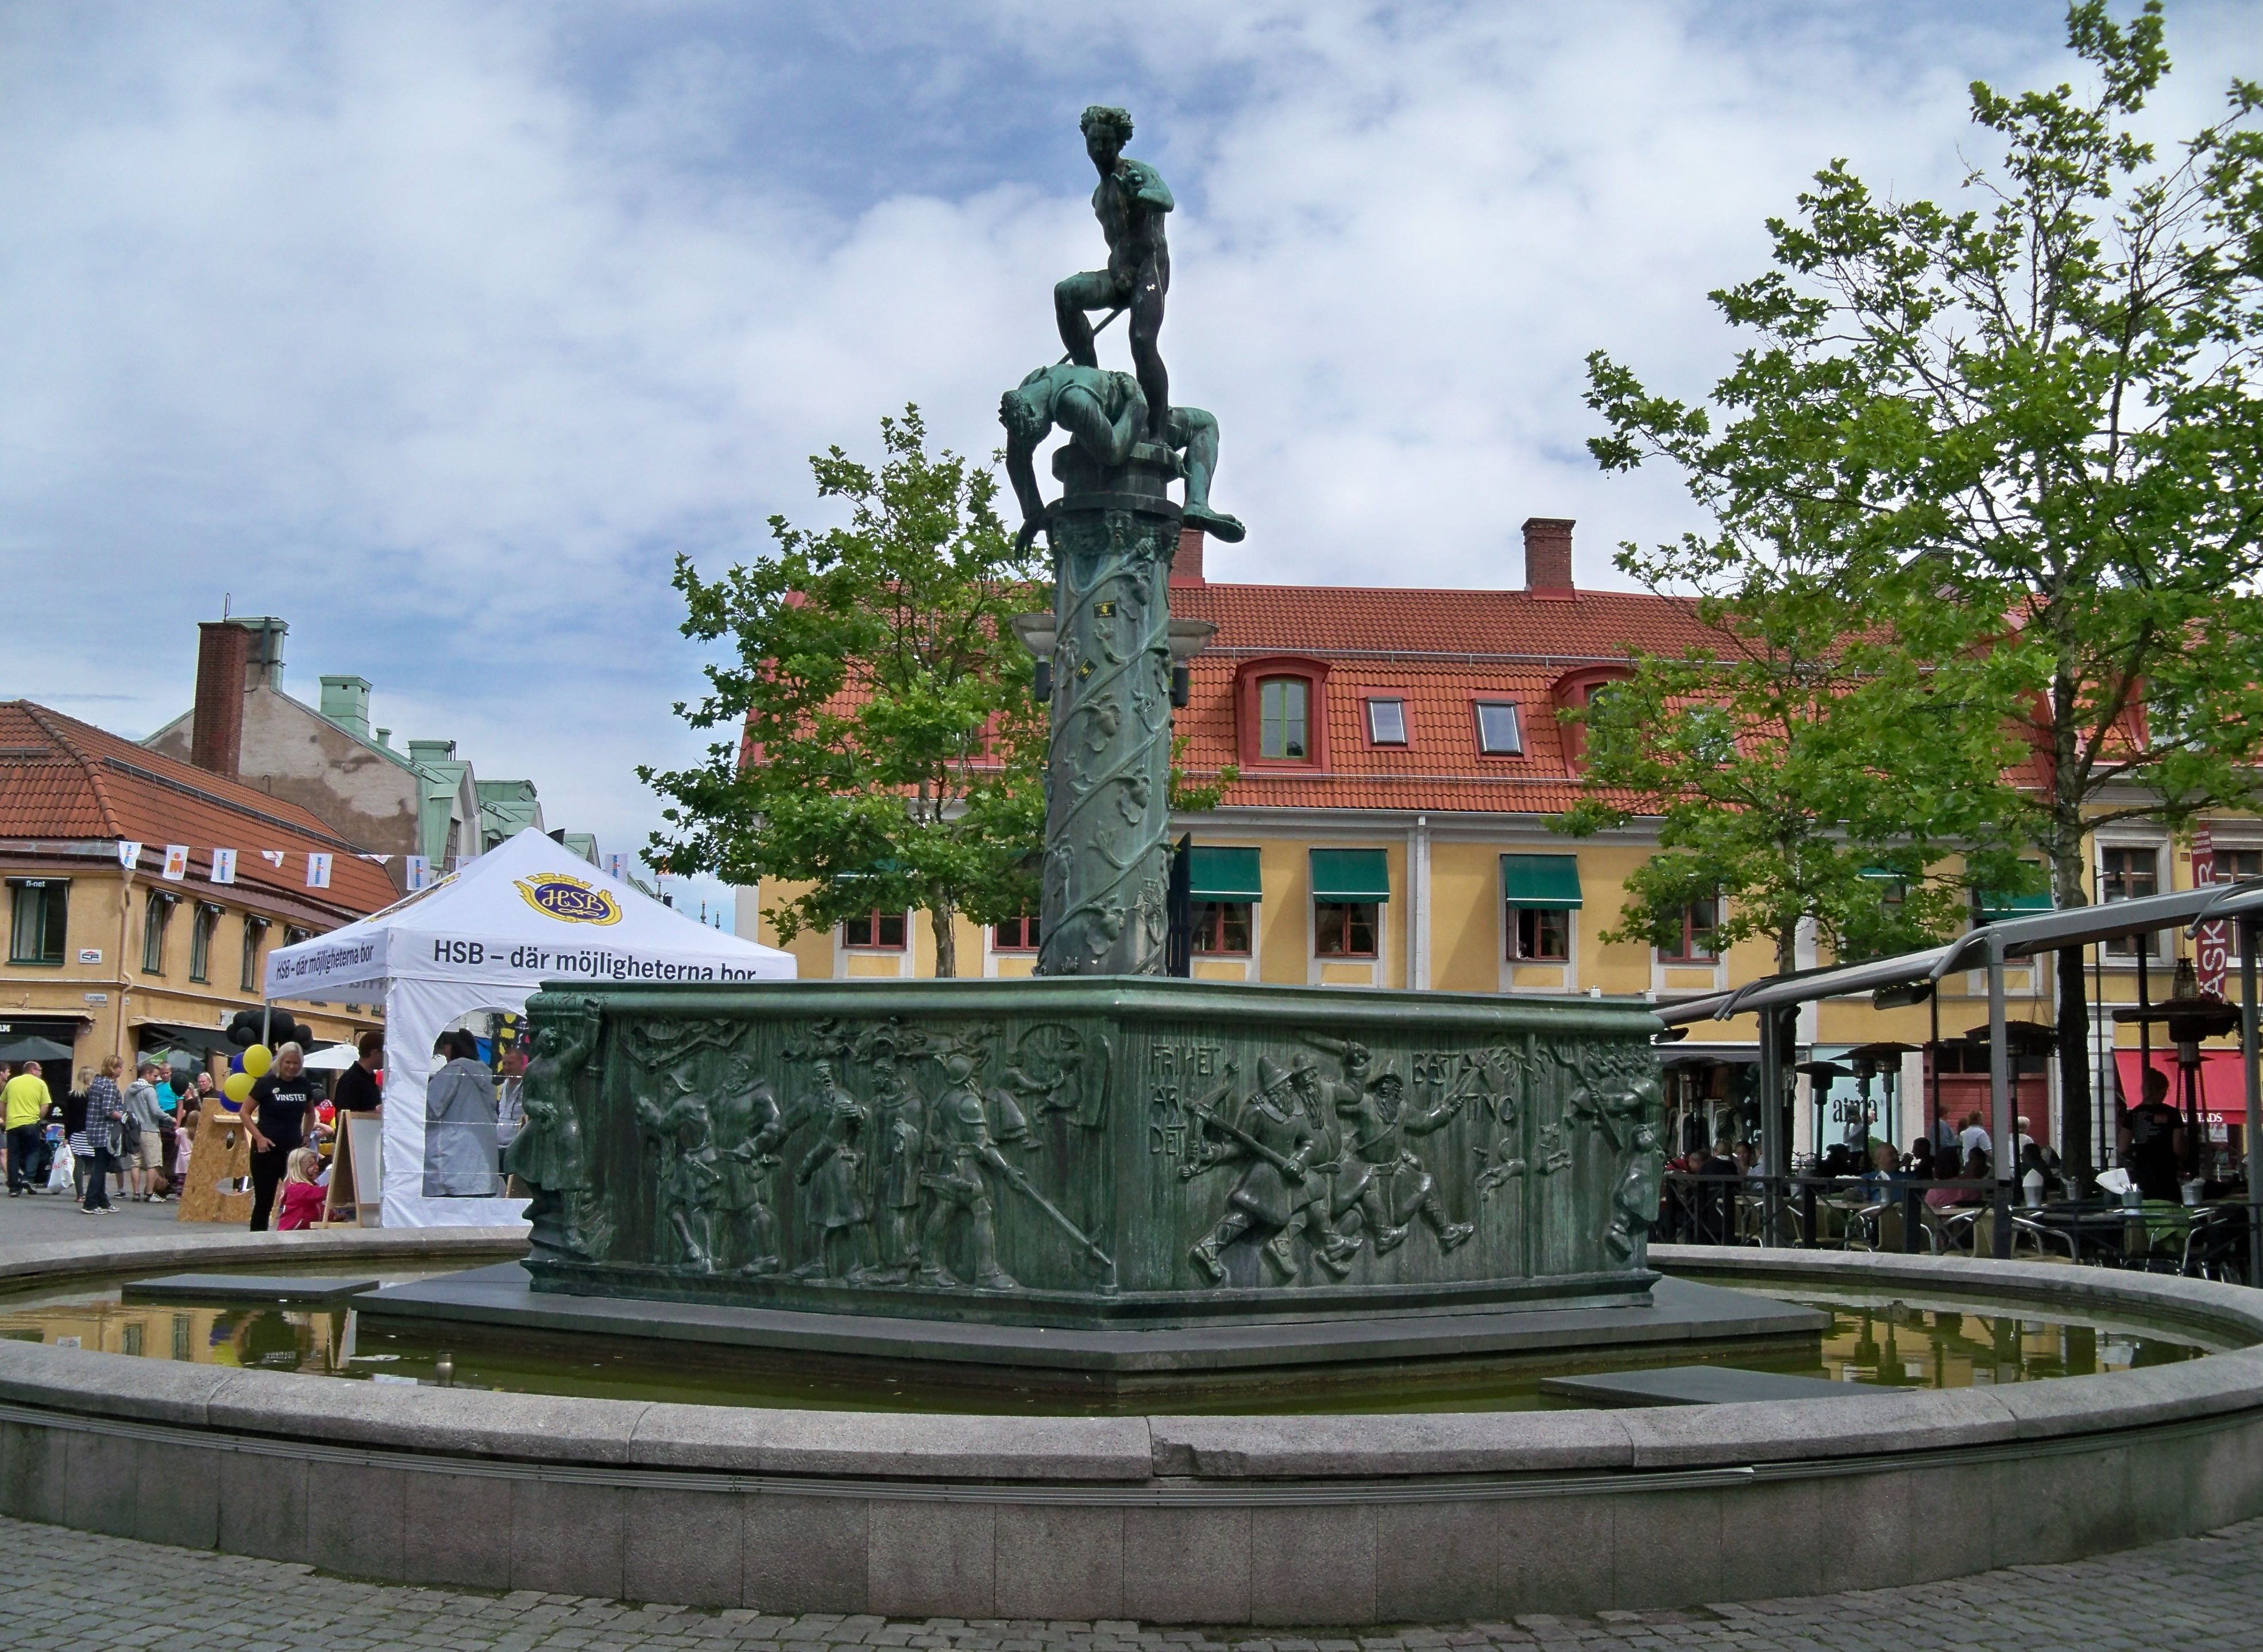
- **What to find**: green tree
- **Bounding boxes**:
[643,408,1047,978]
[1555,545,2024,976]
[1584,1,2263,1178]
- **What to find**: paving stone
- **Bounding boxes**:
[10,1512,2263,1648]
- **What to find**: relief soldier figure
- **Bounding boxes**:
[712,1057,789,1275]
[1330,1069,1474,1256]
[791,1059,872,1281]
[1185,1056,1350,1285]
[505,1006,604,1263]
[1567,1055,1667,1263]
[635,1088,722,1273]
[915,1049,1019,1291]
[858,1022,930,1283]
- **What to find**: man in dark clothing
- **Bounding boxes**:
[333,1032,384,1115]
[2119,1067,2187,1202]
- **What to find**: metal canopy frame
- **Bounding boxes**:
[1650,877,2263,1275]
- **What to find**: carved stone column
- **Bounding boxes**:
[1036,440,1181,977]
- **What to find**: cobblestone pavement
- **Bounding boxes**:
[2,1513,2260,1652]
[1,1173,193,1235]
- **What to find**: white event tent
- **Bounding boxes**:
[262,827,794,1228]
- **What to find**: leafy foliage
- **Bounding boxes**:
[1580,1,2263,1165]
[642,408,1047,977]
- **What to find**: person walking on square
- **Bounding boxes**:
[122,1057,168,1201]
[4,1060,53,1197]
[80,1058,125,1214]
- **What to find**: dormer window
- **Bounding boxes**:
[1365,697,1407,746]
[1259,677,1310,760]
[1474,701,1522,756]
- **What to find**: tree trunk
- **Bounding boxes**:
[2052,836,2094,1189]
[932,902,958,979]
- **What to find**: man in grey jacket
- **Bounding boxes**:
[122,1058,169,1201]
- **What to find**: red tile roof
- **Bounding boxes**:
[0,701,399,918]
[1169,582,1710,816]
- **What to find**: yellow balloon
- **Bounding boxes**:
[242,1044,273,1078]
[223,1071,254,1104]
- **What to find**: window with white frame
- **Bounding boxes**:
[2100,845,2161,957]
[843,910,908,949]
[1657,899,1720,964]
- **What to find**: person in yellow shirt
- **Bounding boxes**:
[5,1061,56,1196]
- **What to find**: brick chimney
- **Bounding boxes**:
[1522,517,1575,599]
[189,621,251,777]
[1169,525,1206,587]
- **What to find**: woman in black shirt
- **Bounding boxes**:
[246,1043,316,1231]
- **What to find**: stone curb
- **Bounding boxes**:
[3,1231,2260,1485]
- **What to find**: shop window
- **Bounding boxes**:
[188,903,221,984]
[2102,846,2161,957]
[1365,697,1407,746]
[1192,900,1253,956]
[7,879,67,966]
[992,914,1040,952]
[843,910,907,950]
[1473,701,1523,756]
[141,891,175,975]
[1659,899,1719,964]
[240,916,269,993]
[1259,677,1310,761]
[1315,902,1378,958]
[1508,907,1570,962]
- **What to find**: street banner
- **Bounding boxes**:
[2195,826,2227,997]
[306,853,333,889]
[162,845,189,881]
[405,856,432,892]
[211,848,237,885]
[116,841,141,871]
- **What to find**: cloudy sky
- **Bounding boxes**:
[3,1,2257,919]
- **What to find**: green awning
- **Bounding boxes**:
[1187,846,1262,903]
[1501,854,1583,911]
[1976,888,2052,924]
[1311,849,1391,903]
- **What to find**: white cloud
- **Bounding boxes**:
[2,0,2256,922]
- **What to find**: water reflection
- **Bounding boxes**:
[0,1282,2213,1417]
[1798,1295,2202,1389]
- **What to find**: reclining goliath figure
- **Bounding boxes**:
[999,362,1245,552]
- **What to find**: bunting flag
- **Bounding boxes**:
[261,850,287,866]
[360,853,393,864]
[306,853,333,889]
[605,853,629,881]
[117,840,141,871]
[404,855,432,892]
[161,845,190,882]
[211,848,238,885]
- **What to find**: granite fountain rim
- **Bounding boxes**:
[3,1225,2261,1487]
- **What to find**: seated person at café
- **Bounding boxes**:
[1862,1137,1903,1197]
[1906,1138,1938,1181]
[1927,1147,1989,1209]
